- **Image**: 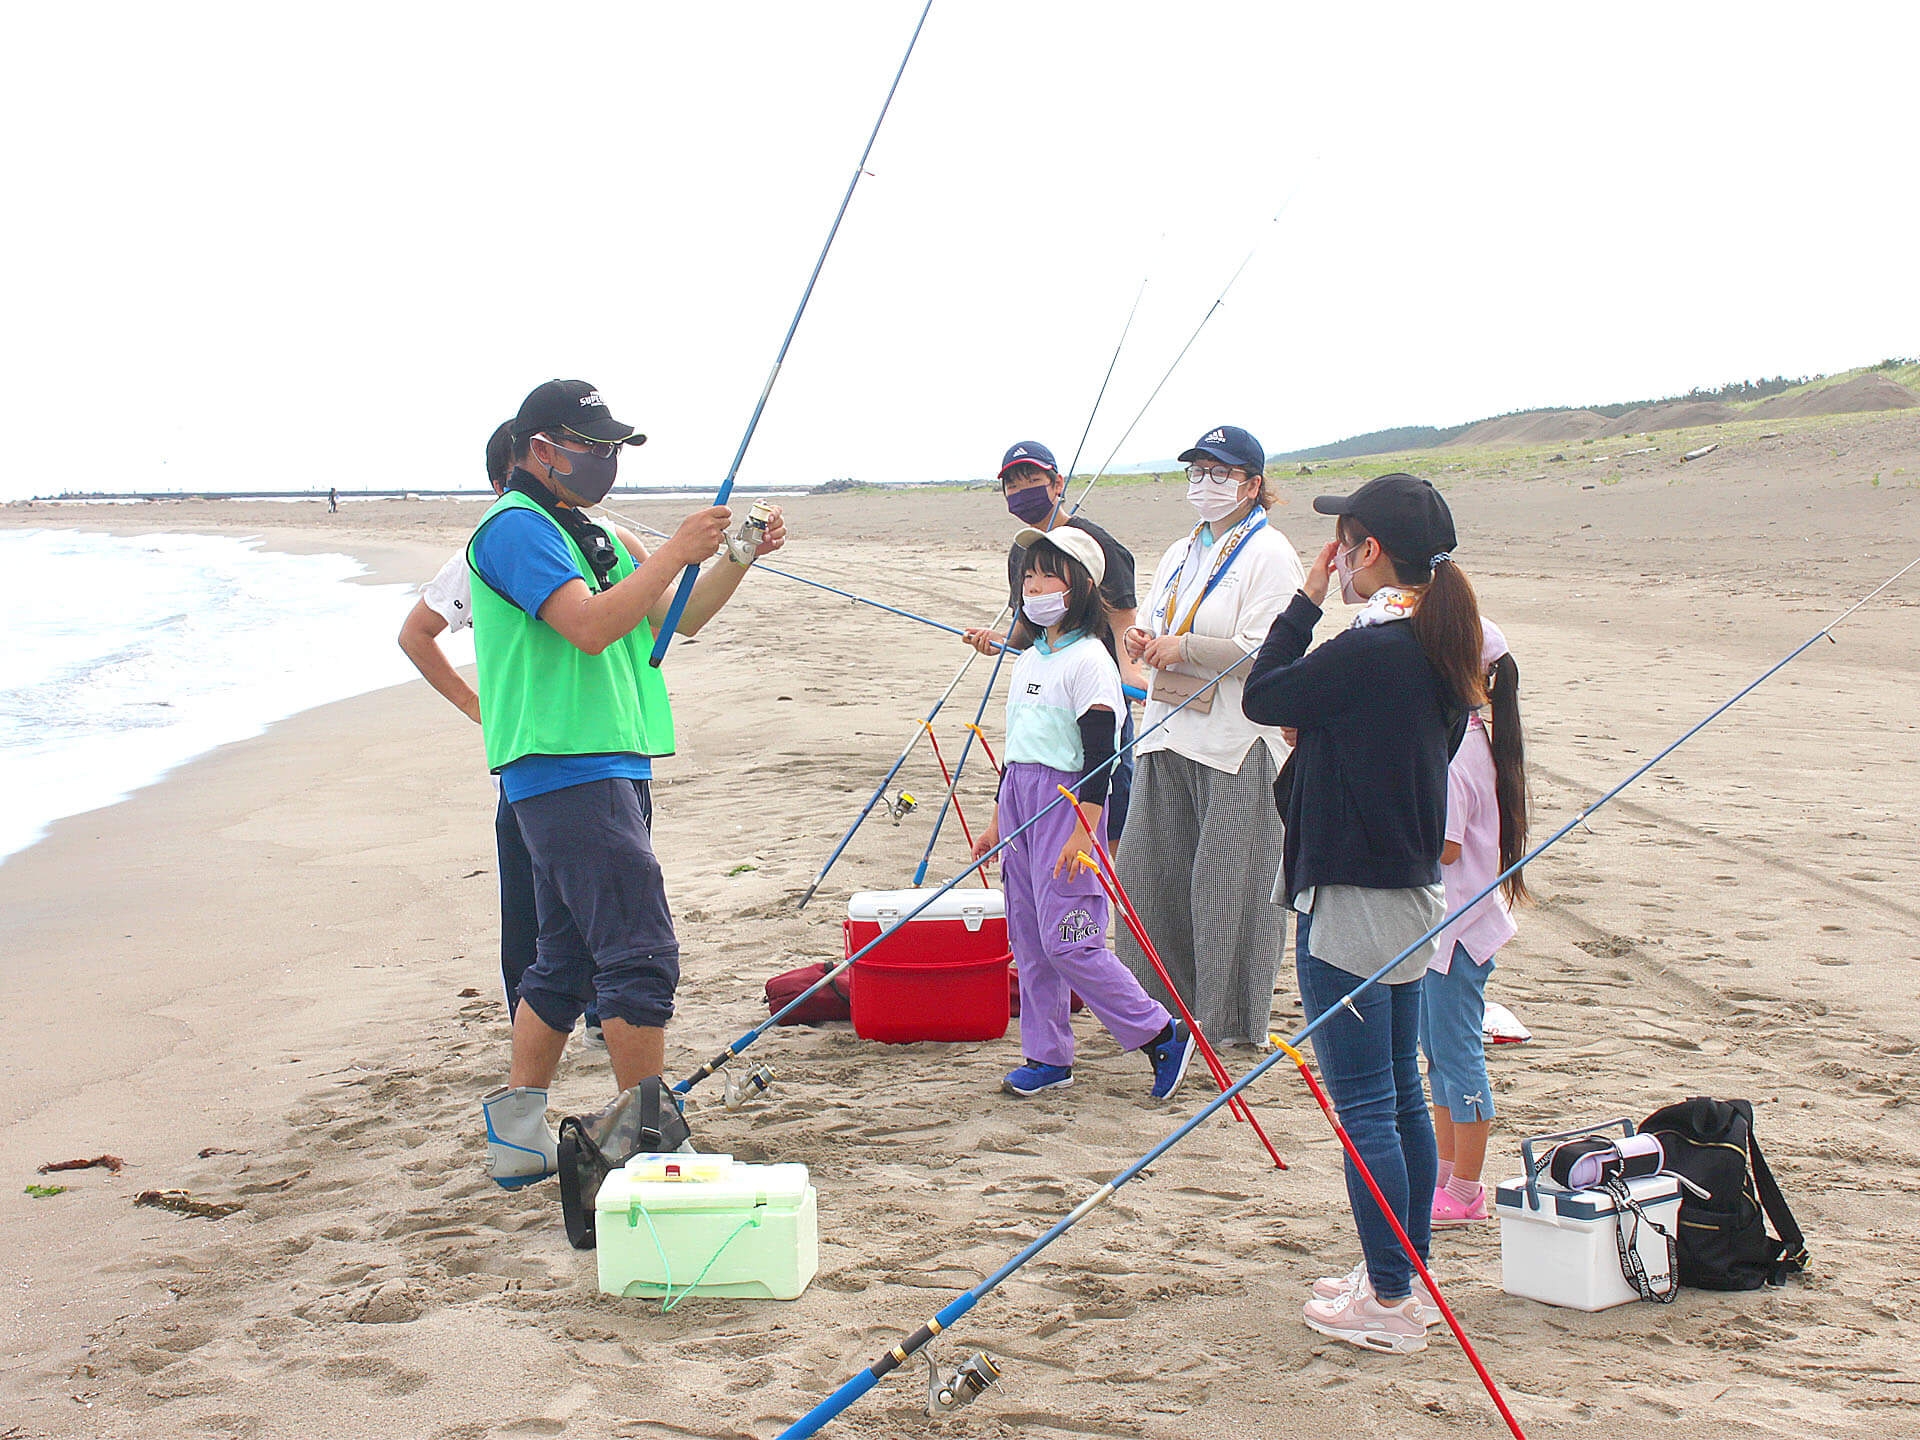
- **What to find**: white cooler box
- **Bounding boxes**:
[1494,1172,1681,1311]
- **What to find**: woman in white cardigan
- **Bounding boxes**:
[1116,425,1304,1049]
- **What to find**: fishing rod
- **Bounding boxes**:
[649,0,937,668]
[676,646,1262,1098]
[792,258,1154,899]
[922,721,990,888]
[905,264,1159,880]
[1057,786,1284,1170]
[909,613,1017,885]
[771,556,1918,1439]
[1278,1038,1526,1435]
[795,614,1007,911]
[597,503,990,645]
[1068,203,1292,516]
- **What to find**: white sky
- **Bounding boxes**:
[3,1,1916,500]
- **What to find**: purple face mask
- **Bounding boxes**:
[1005,483,1057,525]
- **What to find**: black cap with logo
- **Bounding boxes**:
[1313,473,1457,567]
[509,379,647,447]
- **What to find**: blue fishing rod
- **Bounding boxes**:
[675,646,1262,1098]
[903,273,1153,882]
[772,555,1919,1438]
[649,0,936,668]
[794,610,1008,911]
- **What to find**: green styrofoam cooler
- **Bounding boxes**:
[595,1153,818,1301]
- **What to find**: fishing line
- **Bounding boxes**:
[676,647,1262,1097]
[649,0,937,667]
[596,503,987,644]
[769,557,1916,1439]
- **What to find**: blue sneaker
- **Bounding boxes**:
[1145,1020,1196,1100]
[1003,1060,1074,1097]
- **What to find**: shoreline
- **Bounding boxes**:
[3,421,1918,1437]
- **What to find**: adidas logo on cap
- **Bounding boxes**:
[1012,446,1030,457]
[1203,428,1228,444]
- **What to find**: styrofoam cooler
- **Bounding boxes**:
[1494,1173,1681,1311]
[845,888,1010,1043]
[596,1153,817,1301]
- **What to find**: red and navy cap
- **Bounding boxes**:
[998,440,1058,478]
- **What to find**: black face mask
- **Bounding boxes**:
[541,439,619,505]
[508,469,620,590]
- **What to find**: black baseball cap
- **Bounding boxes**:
[1178,424,1264,475]
[1314,473,1458,567]
[484,420,513,491]
[999,440,1058,478]
[510,379,647,447]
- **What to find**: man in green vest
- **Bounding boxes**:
[473,379,784,1189]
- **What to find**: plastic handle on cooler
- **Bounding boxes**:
[1521,1118,1635,1212]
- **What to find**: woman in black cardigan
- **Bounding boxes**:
[1242,473,1483,1355]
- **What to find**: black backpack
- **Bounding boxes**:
[557,1078,694,1251]
[1639,1098,1807,1291]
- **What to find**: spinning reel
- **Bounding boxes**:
[722,1063,775,1112]
[925,1350,1001,1416]
[724,499,777,565]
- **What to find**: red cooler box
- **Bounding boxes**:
[845,889,1011,1043]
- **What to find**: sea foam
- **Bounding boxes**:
[0,529,459,864]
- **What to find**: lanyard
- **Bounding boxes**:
[1158,509,1267,637]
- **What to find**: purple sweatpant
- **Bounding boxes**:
[999,762,1171,1067]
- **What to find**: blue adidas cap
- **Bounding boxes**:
[1178,424,1264,475]
[998,440,1058,478]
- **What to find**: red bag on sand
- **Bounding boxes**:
[764,963,853,1025]
[1006,964,1083,1017]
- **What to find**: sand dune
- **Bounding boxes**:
[3,411,1918,1439]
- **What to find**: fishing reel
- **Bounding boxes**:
[724,499,776,564]
[925,1350,1001,1416]
[878,791,917,825]
[722,1063,775,1112]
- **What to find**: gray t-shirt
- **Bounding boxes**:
[1282,880,1444,985]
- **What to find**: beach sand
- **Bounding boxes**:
[3,412,1918,1438]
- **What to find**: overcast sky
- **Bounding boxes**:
[4,1,1916,501]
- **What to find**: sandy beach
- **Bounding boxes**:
[3,410,1918,1439]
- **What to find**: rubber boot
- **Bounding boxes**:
[482,1085,559,1189]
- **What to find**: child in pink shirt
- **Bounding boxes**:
[1420,618,1529,1223]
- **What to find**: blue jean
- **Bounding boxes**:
[494,789,539,1012]
[1296,912,1435,1302]
[1419,941,1495,1123]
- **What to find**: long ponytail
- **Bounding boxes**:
[1409,558,1487,711]
[1487,652,1530,905]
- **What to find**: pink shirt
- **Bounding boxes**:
[1430,714,1517,973]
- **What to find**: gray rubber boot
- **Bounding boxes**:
[482,1085,559,1189]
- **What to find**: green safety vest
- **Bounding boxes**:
[466,490,676,773]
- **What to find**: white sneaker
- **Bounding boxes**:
[482,1085,558,1189]
[1302,1276,1429,1354]
[1310,1262,1438,1326]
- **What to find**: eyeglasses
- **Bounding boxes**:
[539,432,617,460]
[1185,464,1242,482]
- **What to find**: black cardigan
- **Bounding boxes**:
[1241,592,1467,899]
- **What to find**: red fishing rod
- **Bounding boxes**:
[1277,1039,1526,1438]
[920,720,990,888]
[1057,787,1284,1170]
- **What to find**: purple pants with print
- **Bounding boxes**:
[999,762,1170,1066]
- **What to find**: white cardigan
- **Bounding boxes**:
[1136,522,1305,774]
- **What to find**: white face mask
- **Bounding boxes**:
[1186,475,1244,524]
[1022,590,1071,628]
[1332,541,1365,604]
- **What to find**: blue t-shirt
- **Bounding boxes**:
[472,506,652,803]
